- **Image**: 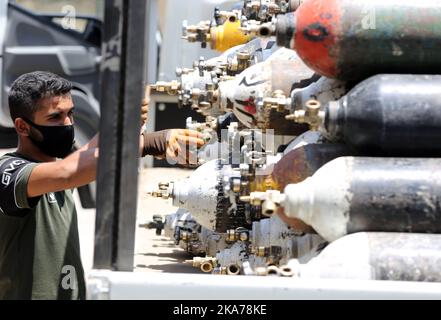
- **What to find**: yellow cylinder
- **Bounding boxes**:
[211,19,252,52]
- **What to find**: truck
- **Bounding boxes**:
[0,0,102,207]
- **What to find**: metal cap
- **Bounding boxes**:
[324,100,343,141]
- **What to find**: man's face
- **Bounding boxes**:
[32,94,75,126]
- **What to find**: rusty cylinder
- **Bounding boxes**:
[276,0,441,80]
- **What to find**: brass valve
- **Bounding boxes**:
[151,80,181,96]
[226,229,236,242]
[147,181,173,199]
[186,257,217,273]
[186,116,217,134]
[241,190,284,216]
[180,231,190,242]
[226,229,249,242]
[182,20,211,47]
[262,90,291,113]
[251,246,267,257]
[239,20,275,37]
[176,67,195,77]
[228,51,252,73]
[215,10,240,24]
[286,99,324,131]
[245,1,283,15]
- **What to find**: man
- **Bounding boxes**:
[0,71,205,300]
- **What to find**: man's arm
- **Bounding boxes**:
[27,85,203,198]
[141,129,206,165]
[27,142,99,198]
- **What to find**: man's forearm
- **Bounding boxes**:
[27,146,99,197]
[62,147,99,190]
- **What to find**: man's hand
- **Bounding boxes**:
[164,129,206,166]
[141,129,206,165]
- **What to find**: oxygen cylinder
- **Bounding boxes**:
[165,160,220,231]
[218,48,315,133]
[246,143,353,234]
[183,14,251,52]
[275,0,441,80]
[322,74,441,156]
[280,157,441,241]
[212,17,252,52]
[150,160,250,233]
[288,233,441,282]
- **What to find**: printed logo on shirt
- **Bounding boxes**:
[47,192,57,204]
[1,160,27,186]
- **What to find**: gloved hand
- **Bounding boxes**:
[142,129,206,166]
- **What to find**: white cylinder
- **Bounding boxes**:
[282,157,352,241]
[171,160,220,230]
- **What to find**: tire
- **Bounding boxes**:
[0,127,18,148]
[0,90,99,208]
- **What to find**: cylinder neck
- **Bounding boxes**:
[276,12,296,49]
[289,0,302,12]
[283,179,313,223]
[324,99,344,141]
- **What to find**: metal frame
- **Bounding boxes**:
[88,270,441,300]
[88,0,441,299]
[94,0,148,271]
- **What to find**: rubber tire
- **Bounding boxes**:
[0,127,18,148]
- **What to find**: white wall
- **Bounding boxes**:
[157,0,240,82]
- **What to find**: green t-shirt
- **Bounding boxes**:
[0,153,85,300]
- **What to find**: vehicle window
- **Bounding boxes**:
[12,0,104,33]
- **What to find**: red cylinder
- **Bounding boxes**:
[276,0,441,80]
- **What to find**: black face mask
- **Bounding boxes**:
[23,118,75,159]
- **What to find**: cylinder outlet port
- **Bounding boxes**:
[226,264,241,275]
[201,261,215,273]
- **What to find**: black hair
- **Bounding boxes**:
[8,71,72,121]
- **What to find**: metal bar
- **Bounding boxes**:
[94,0,148,271]
[143,0,158,168]
[87,271,441,300]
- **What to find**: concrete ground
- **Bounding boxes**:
[0,147,199,276]
[134,167,201,274]
[76,166,202,275]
